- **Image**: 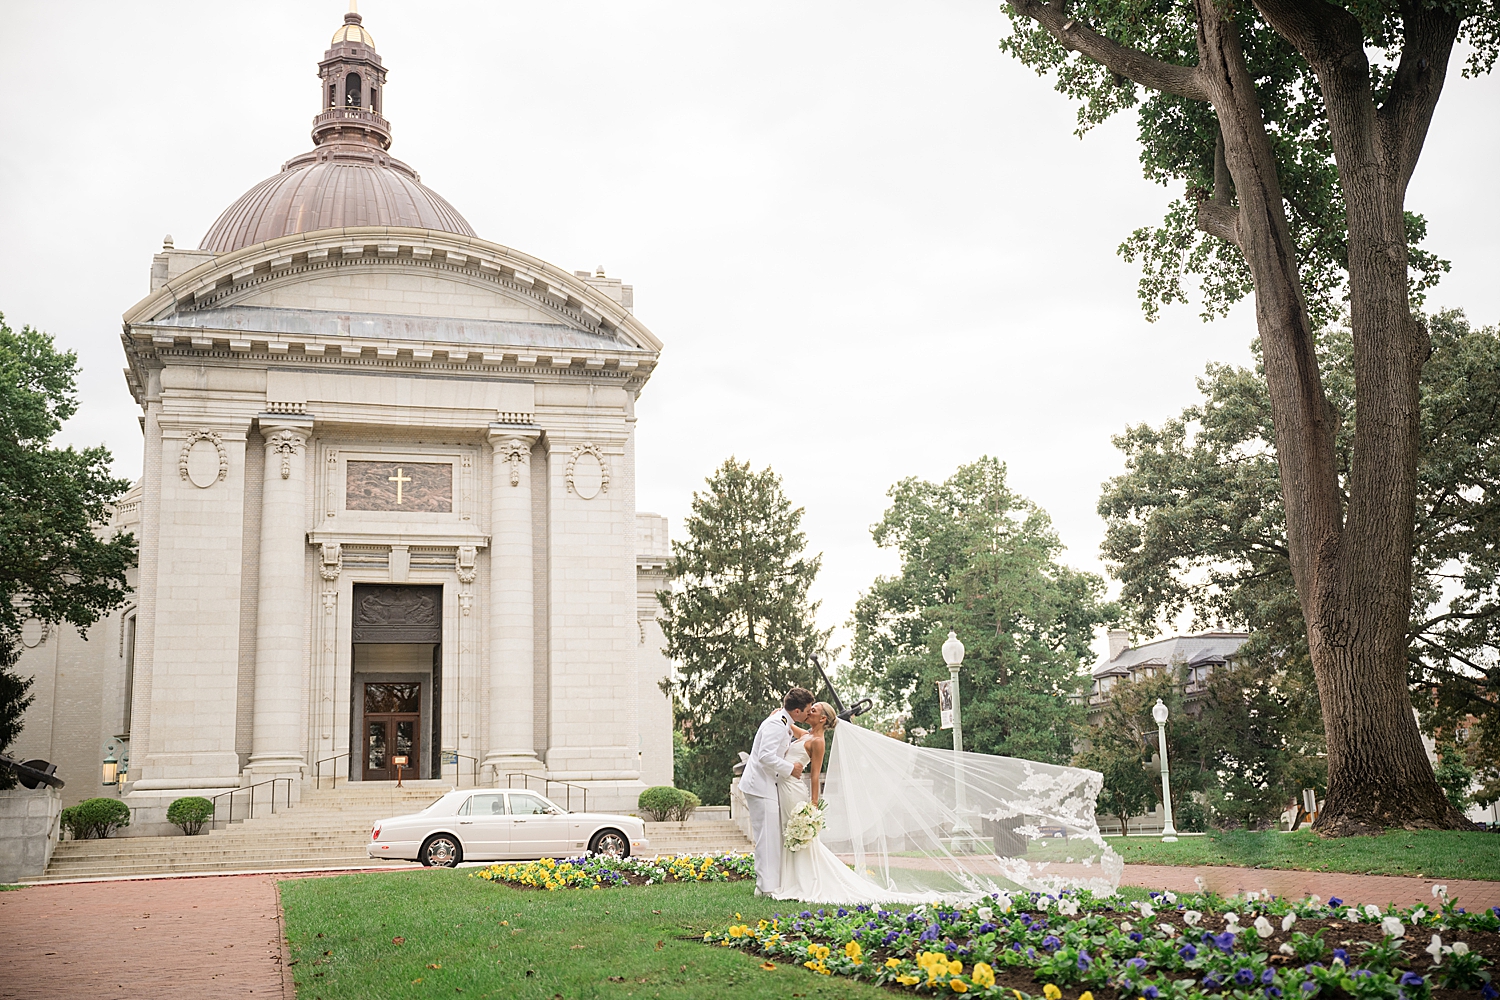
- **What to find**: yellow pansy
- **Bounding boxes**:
[899,975,922,986]
[952,981,970,994]
[886,958,903,969]
[1079,993,1094,1000]
[950,960,963,975]
[845,941,863,960]
[973,963,996,988]
[1044,985,1063,1000]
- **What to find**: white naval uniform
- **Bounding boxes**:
[740,709,796,894]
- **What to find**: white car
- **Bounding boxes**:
[366,788,650,867]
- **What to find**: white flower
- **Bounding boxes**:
[1364,904,1382,919]
[1140,903,1156,919]
[1194,876,1206,891]
[1332,954,1347,969]
[996,895,1014,913]
[1381,917,1406,939]
[1427,934,1444,965]
[1346,908,1362,922]
[1120,921,1133,932]
[1432,885,1448,900]
[1164,891,1178,904]
[1452,942,1470,956]
[1279,943,1296,956]
[1309,895,1322,906]
[1183,911,1202,927]
[1411,907,1427,922]
[1225,912,1241,927]
[1282,914,1297,932]
[1036,895,1053,910]
[1254,916,1275,939]
[1057,899,1079,917]
[977,907,994,922]
[1247,891,1261,901]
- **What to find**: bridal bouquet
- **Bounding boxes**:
[783,801,825,853]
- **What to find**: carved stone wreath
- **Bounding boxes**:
[564,443,610,499]
[178,429,229,487]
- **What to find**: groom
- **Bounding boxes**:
[740,687,816,896]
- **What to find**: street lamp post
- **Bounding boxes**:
[1151,698,1179,842]
[941,631,976,842]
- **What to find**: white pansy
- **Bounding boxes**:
[1279,943,1296,956]
[977,907,993,922]
[1282,914,1297,932]
[1381,917,1406,939]
[1254,916,1275,939]
[1057,899,1079,917]
[996,895,1013,913]
[1036,895,1052,910]
[1195,876,1207,891]
[1426,934,1444,964]
[1346,908,1362,922]
[1120,921,1133,932]
[1411,907,1426,922]
[1432,885,1448,900]
[1225,912,1241,927]
[1140,903,1156,919]
[1364,904,1382,919]
[1452,942,1470,956]
[1164,891,1178,904]
[1308,894,1322,906]
[1183,911,1203,927]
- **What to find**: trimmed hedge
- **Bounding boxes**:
[167,796,213,836]
[60,797,130,840]
[637,785,701,822]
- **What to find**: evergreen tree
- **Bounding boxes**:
[849,457,1114,763]
[658,459,829,805]
[0,635,35,790]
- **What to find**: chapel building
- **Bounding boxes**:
[11,8,675,831]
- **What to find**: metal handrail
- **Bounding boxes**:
[505,773,588,814]
[314,752,350,790]
[209,777,294,831]
[443,752,479,788]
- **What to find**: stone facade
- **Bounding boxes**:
[0,787,63,883]
[7,8,677,832]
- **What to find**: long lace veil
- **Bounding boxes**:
[821,721,1123,900]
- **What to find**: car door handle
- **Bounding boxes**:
[458,820,473,825]
[513,819,526,824]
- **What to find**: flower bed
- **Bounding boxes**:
[704,887,1499,999]
[473,852,755,891]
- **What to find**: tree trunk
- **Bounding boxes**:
[1194,0,1470,834]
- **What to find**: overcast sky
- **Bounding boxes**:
[2,2,1496,664]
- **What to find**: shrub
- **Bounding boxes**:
[638,785,699,822]
[166,796,213,836]
[60,797,130,840]
[671,789,701,821]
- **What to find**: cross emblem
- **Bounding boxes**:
[387,467,412,504]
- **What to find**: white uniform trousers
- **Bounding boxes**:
[744,791,782,894]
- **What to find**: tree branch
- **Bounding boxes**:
[1377,1,1462,194]
[1007,0,1212,102]
[1197,199,1242,245]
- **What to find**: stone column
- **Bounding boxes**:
[484,425,543,777]
[246,417,314,778]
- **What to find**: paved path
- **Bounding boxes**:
[1121,864,1500,909]
[0,873,291,999]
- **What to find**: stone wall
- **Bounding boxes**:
[0,786,62,883]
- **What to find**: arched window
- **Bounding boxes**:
[345,72,363,107]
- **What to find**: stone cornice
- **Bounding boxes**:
[122,227,662,354]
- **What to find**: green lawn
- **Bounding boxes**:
[1102,828,1500,880]
[279,869,897,1000]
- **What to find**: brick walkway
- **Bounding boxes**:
[0,873,291,1000]
[1121,864,1500,909]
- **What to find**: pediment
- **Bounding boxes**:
[123,227,661,354]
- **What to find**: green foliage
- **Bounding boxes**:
[995,1,1488,324]
[1098,312,1500,802]
[637,786,701,822]
[0,635,34,792]
[1432,742,1475,814]
[166,796,213,836]
[1103,828,1499,880]
[1075,669,1199,831]
[658,459,829,806]
[849,457,1115,763]
[60,796,130,840]
[0,314,136,640]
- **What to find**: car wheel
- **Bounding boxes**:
[589,829,629,858]
[421,834,462,867]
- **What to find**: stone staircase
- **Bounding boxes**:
[25,784,753,882]
[24,781,447,883]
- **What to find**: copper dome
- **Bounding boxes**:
[198,8,476,254]
[199,148,475,253]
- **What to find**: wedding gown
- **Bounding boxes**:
[770,736,934,905]
[767,722,1123,905]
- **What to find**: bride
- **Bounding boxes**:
[766,701,1123,905]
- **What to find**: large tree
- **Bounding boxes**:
[1099,312,1500,817]
[1,316,135,777]
[849,457,1114,762]
[658,459,829,805]
[1000,0,1496,833]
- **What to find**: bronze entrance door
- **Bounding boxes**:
[363,682,420,781]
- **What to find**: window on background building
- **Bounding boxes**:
[345,72,362,106]
[121,612,137,733]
